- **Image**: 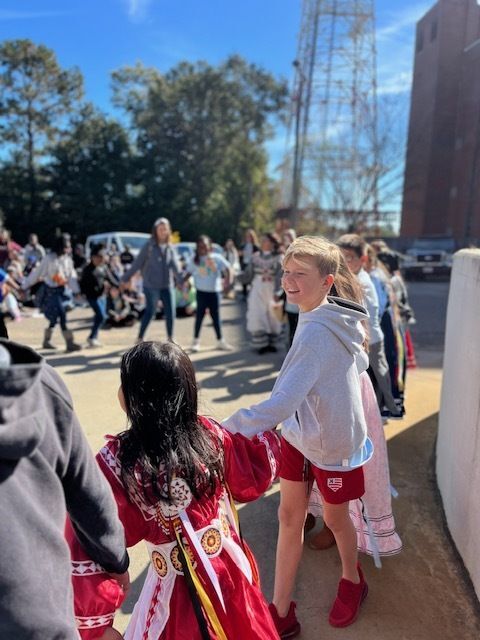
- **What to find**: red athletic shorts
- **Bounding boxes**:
[279,436,365,505]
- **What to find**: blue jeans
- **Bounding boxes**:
[87,296,107,339]
[140,287,175,339]
[43,286,68,331]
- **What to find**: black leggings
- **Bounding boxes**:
[0,314,8,339]
[194,291,222,339]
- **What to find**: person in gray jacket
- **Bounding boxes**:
[121,218,181,342]
[337,233,403,420]
[0,339,129,640]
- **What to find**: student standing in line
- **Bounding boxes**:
[244,233,283,354]
[239,228,260,299]
[223,238,241,299]
[336,234,403,420]
[281,229,299,347]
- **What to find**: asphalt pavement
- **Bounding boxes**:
[7,281,480,639]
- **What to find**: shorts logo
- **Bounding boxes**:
[327,478,343,492]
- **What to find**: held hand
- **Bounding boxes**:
[109,570,130,594]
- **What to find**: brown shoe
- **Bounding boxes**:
[307,524,336,550]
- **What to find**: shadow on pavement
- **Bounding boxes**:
[115,412,480,639]
[45,348,126,373]
[121,564,149,616]
[239,413,480,639]
[193,348,285,402]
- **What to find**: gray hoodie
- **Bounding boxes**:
[224,297,370,469]
[0,340,128,640]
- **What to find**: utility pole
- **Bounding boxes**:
[291,60,306,228]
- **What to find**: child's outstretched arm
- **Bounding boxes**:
[223,342,323,438]
[218,425,281,502]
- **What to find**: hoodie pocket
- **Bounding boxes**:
[295,402,324,457]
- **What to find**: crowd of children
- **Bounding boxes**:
[4,221,245,354]
[0,223,417,639]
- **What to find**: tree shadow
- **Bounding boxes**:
[192,347,285,401]
[238,413,480,639]
[45,348,126,373]
[113,414,479,639]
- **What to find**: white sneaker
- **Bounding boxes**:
[217,339,233,351]
[191,339,201,352]
[87,338,102,348]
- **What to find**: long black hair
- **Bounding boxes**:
[118,341,224,505]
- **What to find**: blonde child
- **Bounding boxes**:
[224,236,373,636]
[306,260,402,559]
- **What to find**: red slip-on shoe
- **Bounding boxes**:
[328,564,368,628]
[268,602,301,639]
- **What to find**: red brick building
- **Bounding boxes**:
[401,0,480,245]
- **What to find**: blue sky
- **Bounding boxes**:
[0,0,433,217]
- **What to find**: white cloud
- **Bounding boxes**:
[375,3,428,96]
[123,0,153,23]
[377,3,431,42]
[0,10,67,20]
[377,70,412,96]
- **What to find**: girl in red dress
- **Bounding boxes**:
[68,340,281,640]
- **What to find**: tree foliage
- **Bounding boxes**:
[111,55,288,241]
[45,105,134,240]
[0,39,83,231]
[0,40,288,245]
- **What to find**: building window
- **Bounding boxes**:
[417,28,424,53]
[450,186,458,199]
[431,19,438,42]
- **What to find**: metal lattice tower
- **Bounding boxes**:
[284,0,379,230]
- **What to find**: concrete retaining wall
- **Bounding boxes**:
[437,249,480,600]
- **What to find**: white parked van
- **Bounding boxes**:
[84,232,150,259]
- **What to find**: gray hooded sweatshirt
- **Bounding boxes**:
[224,297,369,469]
[0,340,128,640]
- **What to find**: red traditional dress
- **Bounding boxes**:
[68,417,281,640]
